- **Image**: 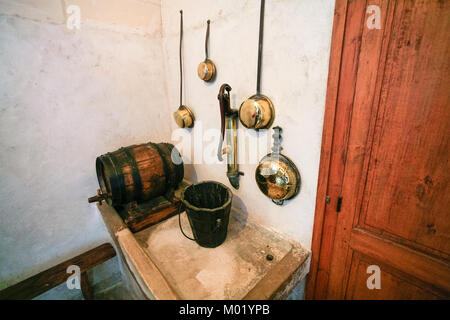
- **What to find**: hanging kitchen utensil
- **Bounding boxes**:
[239,0,274,130]
[173,10,195,128]
[197,20,216,82]
[255,126,300,205]
[217,83,243,189]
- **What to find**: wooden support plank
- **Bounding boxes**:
[127,205,179,233]
[120,201,181,233]
[80,272,93,300]
[0,243,116,300]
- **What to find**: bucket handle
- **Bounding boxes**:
[178,202,223,241]
[178,201,195,241]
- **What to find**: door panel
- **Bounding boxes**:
[349,228,450,294]
[308,0,450,299]
[345,252,440,299]
[361,0,450,257]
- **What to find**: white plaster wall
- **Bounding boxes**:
[161,0,335,248]
[0,0,169,288]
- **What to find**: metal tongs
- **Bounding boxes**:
[217,84,243,189]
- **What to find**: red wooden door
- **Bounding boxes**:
[307,0,450,299]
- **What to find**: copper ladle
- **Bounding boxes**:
[197,20,216,82]
[173,10,195,128]
[239,0,274,130]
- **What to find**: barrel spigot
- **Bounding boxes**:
[88,189,109,205]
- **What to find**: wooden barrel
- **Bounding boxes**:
[95,142,183,206]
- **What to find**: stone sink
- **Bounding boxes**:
[97,202,310,300]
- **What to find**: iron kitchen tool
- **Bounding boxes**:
[255,126,300,205]
[239,0,275,130]
[173,10,195,128]
[197,20,216,82]
[217,84,243,189]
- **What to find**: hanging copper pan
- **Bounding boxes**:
[173,10,195,128]
[255,127,301,205]
[239,0,274,130]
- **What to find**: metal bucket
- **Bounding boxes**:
[180,181,232,248]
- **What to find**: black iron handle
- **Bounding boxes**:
[256,0,265,95]
[179,10,184,108]
[178,201,195,241]
[205,19,210,60]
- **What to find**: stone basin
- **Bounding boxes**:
[97,202,310,300]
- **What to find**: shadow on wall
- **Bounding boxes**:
[183,163,198,183]
[226,194,249,240]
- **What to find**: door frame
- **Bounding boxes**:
[305,0,352,299]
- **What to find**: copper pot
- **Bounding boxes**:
[174,10,195,128]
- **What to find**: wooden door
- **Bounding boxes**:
[307,0,450,299]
